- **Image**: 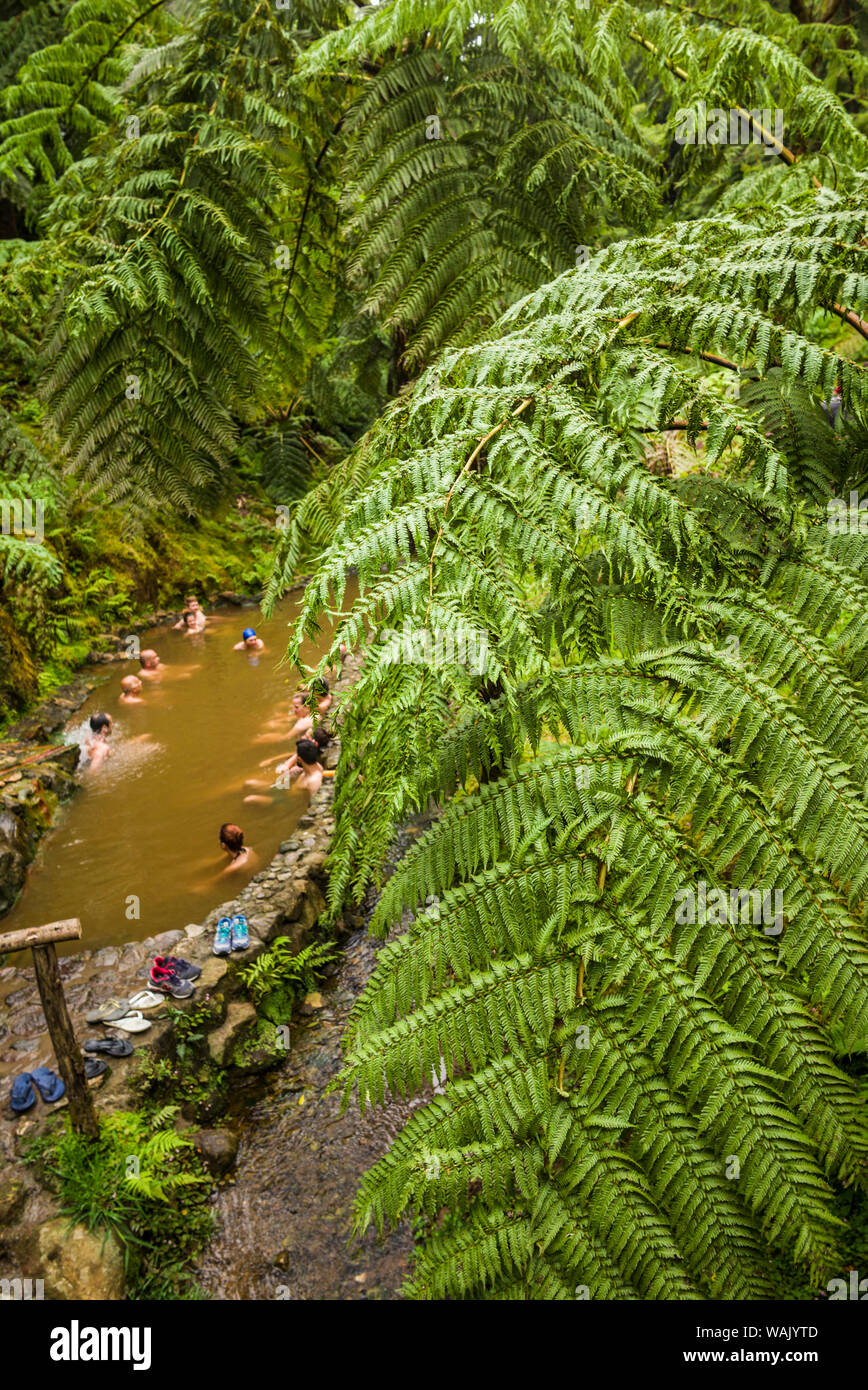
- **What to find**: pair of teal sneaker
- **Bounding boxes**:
[213,914,249,955]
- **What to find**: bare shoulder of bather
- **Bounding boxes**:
[296,764,323,795]
[219,847,259,876]
[85,739,111,770]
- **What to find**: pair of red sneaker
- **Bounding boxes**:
[149,954,201,998]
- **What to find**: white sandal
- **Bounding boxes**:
[110,1011,152,1033]
[128,990,166,1011]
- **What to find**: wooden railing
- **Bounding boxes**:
[0,918,98,1137]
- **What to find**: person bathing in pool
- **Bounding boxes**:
[139,648,161,677]
[259,688,310,731]
[173,595,206,631]
[138,648,198,681]
[254,690,313,746]
[292,739,327,795]
[119,675,144,704]
[85,709,154,769]
[244,737,331,804]
[234,627,264,652]
[218,823,258,877]
[281,731,335,786]
[253,726,332,782]
[83,712,113,770]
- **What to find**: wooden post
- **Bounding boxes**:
[0,918,98,1139]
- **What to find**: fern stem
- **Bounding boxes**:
[657,344,741,372]
[827,303,868,343]
[627,29,818,183]
[62,0,171,124]
[425,395,534,612]
[457,397,535,484]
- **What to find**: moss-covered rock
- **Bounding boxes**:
[0,746,81,915]
[206,1000,258,1067]
[227,1019,288,1075]
[23,1218,125,1301]
[193,1128,239,1176]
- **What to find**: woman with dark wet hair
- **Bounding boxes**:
[218,822,257,876]
[83,712,113,770]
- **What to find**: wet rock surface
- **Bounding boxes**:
[194,1128,239,1177]
[194,922,414,1301]
[23,1218,125,1300]
[0,1172,26,1225]
[0,742,81,916]
[207,1001,258,1066]
[2,677,100,745]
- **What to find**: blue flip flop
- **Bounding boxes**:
[231,914,249,951]
[10,1073,36,1112]
[30,1067,66,1104]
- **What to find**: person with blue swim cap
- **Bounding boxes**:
[234,626,265,652]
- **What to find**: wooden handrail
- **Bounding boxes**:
[0,918,82,954]
[0,916,97,1139]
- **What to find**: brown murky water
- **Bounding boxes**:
[1,588,351,956]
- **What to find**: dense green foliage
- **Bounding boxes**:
[0,0,386,720]
[26,1106,212,1298]
[240,936,340,1022]
[4,0,868,1300]
[272,1,868,1300]
[283,197,868,1299]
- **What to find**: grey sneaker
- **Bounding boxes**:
[213,917,233,956]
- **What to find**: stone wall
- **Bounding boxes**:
[0,743,81,917]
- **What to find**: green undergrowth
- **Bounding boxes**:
[131,1053,230,1128]
[130,1001,229,1124]
[24,1106,213,1300]
[239,936,340,1024]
